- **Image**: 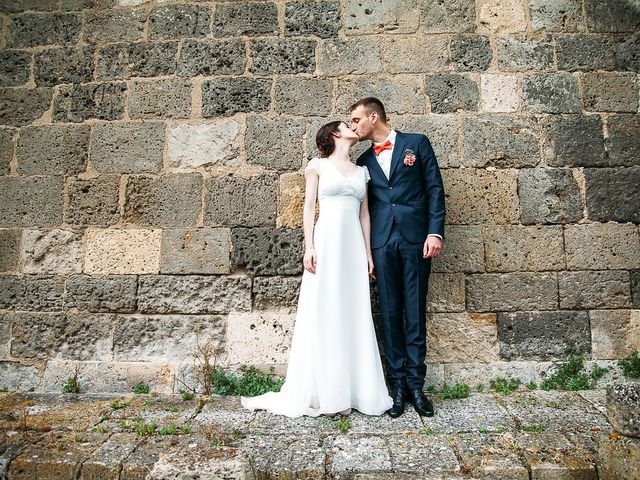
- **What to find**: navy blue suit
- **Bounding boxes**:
[356,131,445,390]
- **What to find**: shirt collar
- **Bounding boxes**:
[373,129,396,146]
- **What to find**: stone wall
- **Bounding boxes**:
[0,0,638,393]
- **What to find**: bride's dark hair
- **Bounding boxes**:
[315,121,344,158]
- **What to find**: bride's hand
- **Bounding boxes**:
[367,255,375,281]
[304,248,317,274]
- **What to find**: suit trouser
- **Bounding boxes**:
[372,220,431,390]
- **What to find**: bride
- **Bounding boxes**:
[240,121,393,417]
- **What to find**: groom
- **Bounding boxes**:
[350,98,446,418]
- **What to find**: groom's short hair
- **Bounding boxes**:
[350,97,387,124]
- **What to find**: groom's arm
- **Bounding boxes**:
[419,135,446,241]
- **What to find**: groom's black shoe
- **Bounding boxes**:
[408,388,435,417]
[387,387,406,418]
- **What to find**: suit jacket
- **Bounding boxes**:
[356,131,446,249]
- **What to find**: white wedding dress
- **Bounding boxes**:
[240,157,393,417]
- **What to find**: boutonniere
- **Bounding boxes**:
[403,149,416,166]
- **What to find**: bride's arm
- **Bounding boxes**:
[359,191,375,278]
[302,169,319,273]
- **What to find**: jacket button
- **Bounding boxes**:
[388,186,392,190]
[391,203,396,207]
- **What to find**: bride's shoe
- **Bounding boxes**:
[339,408,352,415]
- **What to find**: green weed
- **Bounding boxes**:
[618,350,640,378]
[440,383,471,399]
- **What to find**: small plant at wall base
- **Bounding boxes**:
[62,366,81,394]
[211,365,284,397]
[541,353,608,391]
[490,377,521,395]
[132,382,150,394]
[440,383,471,399]
[618,349,640,378]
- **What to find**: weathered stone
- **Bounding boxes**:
[606,114,640,167]
[1,0,58,13]
[232,227,304,275]
[128,79,191,119]
[541,114,605,167]
[53,82,126,122]
[66,175,120,228]
[79,433,142,480]
[591,310,640,360]
[204,175,277,227]
[454,432,529,479]
[382,37,450,73]
[0,87,53,126]
[518,168,582,224]
[0,176,64,227]
[419,0,476,33]
[91,122,165,173]
[585,167,640,223]
[460,114,539,167]
[564,223,640,270]
[528,0,585,32]
[249,39,316,75]
[606,383,640,437]
[285,0,339,38]
[21,229,83,274]
[227,312,295,366]
[344,0,418,35]
[392,114,460,168]
[441,169,519,224]
[0,315,9,359]
[599,434,640,480]
[148,4,211,40]
[497,311,590,360]
[431,225,484,273]
[522,73,580,113]
[10,312,115,361]
[584,0,640,32]
[336,76,424,115]
[243,435,326,479]
[33,46,94,87]
[0,362,40,390]
[630,270,640,310]
[556,34,616,71]
[444,361,537,390]
[84,228,161,275]
[176,39,246,77]
[318,38,382,76]
[426,312,499,363]
[388,434,462,476]
[83,9,145,43]
[160,228,230,275]
[167,120,240,169]
[327,435,392,474]
[0,230,20,272]
[616,33,640,71]
[425,74,479,113]
[65,274,137,313]
[6,12,80,48]
[16,124,89,175]
[137,275,251,314]
[497,34,554,72]
[214,1,278,36]
[427,273,465,312]
[0,128,13,174]
[450,34,491,71]
[484,225,564,272]
[0,275,64,311]
[559,271,631,310]
[466,273,558,312]
[61,0,114,8]
[278,172,306,229]
[245,116,305,171]
[581,72,638,112]
[477,0,527,33]
[253,276,301,311]
[274,77,332,116]
[96,42,177,81]
[202,77,271,117]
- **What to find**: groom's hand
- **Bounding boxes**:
[367,255,376,281]
[423,236,442,259]
[303,248,317,274]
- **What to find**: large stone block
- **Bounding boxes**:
[213,1,278,37]
[497,35,554,72]
[16,124,89,175]
[497,311,591,360]
[584,0,640,32]
[484,225,564,272]
[343,0,419,35]
[441,169,519,224]
[202,78,271,117]
[606,114,640,167]
[84,228,161,274]
[426,312,499,363]
[204,174,277,227]
[128,79,191,119]
[0,275,64,311]
[425,74,479,113]
[0,128,13,174]
[564,223,640,270]
[253,276,301,311]
[559,271,631,309]
[0,50,30,87]
[444,361,537,390]
[95,42,177,81]
[148,4,211,40]
[53,82,126,122]
[518,168,582,224]
[418,0,476,33]
[65,274,137,313]
[33,46,94,87]
[65,175,120,228]
[278,173,306,229]
[427,273,465,312]
[274,77,332,116]
[615,33,640,71]
[318,38,382,76]
[0,362,40,391]
[431,225,484,273]
[285,0,340,38]
[632,270,640,309]
[10,312,115,361]
[137,275,251,314]
[176,39,245,77]
[160,228,231,275]
[585,167,640,223]
[556,34,616,71]
[91,122,165,174]
[451,35,491,72]
[392,114,460,168]
[381,37,450,73]
[336,76,424,115]
[0,176,64,227]
[528,0,585,32]
[466,273,559,312]
[541,114,605,167]
[0,230,20,273]
[245,116,305,171]
[581,72,638,112]
[226,312,295,366]
[21,229,83,274]
[83,9,145,43]
[231,227,304,275]
[6,12,80,48]
[249,39,316,75]
[0,87,53,126]
[123,173,202,227]
[460,114,539,168]
[167,120,240,169]
[599,434,640,480]
[591,310,640,360]
[477,0,527,33]
[522,73,580,113]
[606,383,640,437]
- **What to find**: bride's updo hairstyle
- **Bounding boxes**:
[316,121,343,158]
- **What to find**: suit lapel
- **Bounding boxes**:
[388,131,406,181]
[363,146,387,183]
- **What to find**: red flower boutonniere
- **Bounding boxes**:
[403,149,416,166]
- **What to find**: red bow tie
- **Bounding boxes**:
[373,139,393,155]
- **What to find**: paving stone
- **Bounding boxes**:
[128,78,191,119]
[518,168,582,224]
[467,273,558,312]
[615,33,640,71]
[249,39,316,75]
[160,228,230,275]
[591,310,640,360]
[345,409,424,435]
[0,229,20,273]
[605,114,640,167]
[0,50,31,87]
[202,77,271,117]
[584,0,640,32]
[431,225,484,273]
[84,228,161,275]
[477,0,527,34]
[226,312,295,366]
[53,82,126,122]
[245,116,305,171]
[419,0,476,33]
[581,72,638,112]
[33,45,94,86]
[585,167,640,223]
[541,114,605,167]
[285,0,340,38]
[556,34,616,71]
[253,276,301,311]
[16,124,88,175]
[0,274,64,311]
[214,1,278,37]
[559,271,631,309]
[21,229,83,274]
[148,3,211,40]
[425,74,479,113]
[66,175,120,228]
[484,225,564,272]
[497,34,554,71]
[66,274,137,313]
[167,120,240,169]
[528,0,585,32]
[278,172,306,229]
[0,86,53,126]
[343,0,419,35]
[388,433,461,476]
[240,434,325,478]
[381,36,451,73]
[274,77,333,116]
[176,39,245,77]
[194,396,256,434]
[598,433,640,480]
[453,432,528,479]
[79,432,142,480]
[480,73,520,112]
[426,312,499,363]
[0,176,64,227]
[522,73,580,113]
[606,383,640,438]
[427,273,465,313]
[231,227,304,275]
[5,12,81,48]
[120,436,184,480]
[564,223,640,270]
[336,76,425,115]
[83,9,145,43]
[318,38,382,76]
[327,435,392,476]
[392,114,460,168]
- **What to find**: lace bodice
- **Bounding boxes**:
[304,157,370,202]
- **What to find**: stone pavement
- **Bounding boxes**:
[0,388,637,479]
